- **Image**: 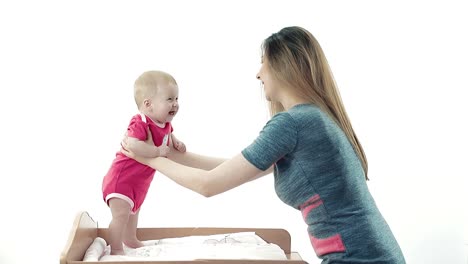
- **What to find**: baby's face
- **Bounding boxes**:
[147,83,179,124]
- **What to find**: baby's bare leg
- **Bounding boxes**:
[123,209,144,248]
[108,198,132,255]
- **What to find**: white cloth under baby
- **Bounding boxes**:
[83,232,287,262]
[83,237,107,261]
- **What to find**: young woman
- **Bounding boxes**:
[122,26,406,263]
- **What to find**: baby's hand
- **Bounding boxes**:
[174,140,187,153]
[158,145,171,157]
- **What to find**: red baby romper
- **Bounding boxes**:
[102,113,172,213]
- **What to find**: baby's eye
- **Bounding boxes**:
[167,98,172,101]
[175,97,178,101]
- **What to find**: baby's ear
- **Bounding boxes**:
[143,99,151,107]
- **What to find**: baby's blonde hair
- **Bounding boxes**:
[134,71,177,109]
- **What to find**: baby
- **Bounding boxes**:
[102,70,186,255]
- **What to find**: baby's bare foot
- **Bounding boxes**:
[124,239,144,248]
[110,248,125,255]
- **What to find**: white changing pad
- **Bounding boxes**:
[83,232,287,261]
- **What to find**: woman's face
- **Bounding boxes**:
[256,57,278,101]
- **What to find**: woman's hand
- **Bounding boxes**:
[158,145,171,157]
[120,131,132,151]
[120,144,156,166]
[121,128,163,164]
[121,127,155,149]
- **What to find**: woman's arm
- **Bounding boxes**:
[122,148,270,197]
[166,138,227,170]
[122,131,226,170]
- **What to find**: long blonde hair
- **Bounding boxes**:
[263,26,369,180]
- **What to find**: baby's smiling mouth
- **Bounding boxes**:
[168,110,176,116]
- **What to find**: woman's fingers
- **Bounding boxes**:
[120,147,133,158]
[121,147,149,166]
[121,131,129,150]
[121,139,127,150]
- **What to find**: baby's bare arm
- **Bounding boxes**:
[171,133,186,153]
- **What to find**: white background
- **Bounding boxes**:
[0,1,467,263]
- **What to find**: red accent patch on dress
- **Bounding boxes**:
[309,233,346,256]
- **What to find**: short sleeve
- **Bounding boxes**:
[242,112,298,171]
[127,115,148,141]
